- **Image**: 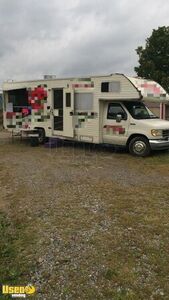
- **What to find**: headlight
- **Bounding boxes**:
[151,129,162,137]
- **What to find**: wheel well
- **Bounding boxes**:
[126,134,148,149]
[34,127,45,135]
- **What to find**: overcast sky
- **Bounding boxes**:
[0,0,168,85]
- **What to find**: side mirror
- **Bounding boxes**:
[116,114,122,122]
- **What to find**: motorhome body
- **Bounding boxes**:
[2,74,169,156]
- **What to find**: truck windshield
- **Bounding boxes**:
[123,101,159,120]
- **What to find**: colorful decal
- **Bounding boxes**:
[28,85,47,110]
[6,85,50,129]
[22,108,30,116]
[74,112,98,129]
[72,83,94,88]
[103,125,125,135]
[128,77,167,99]
[140,83,161,96]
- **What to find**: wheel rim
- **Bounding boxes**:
[133,141,146,154]
[38,131,44,143]
[38,136,43,143]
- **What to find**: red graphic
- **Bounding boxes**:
[6,112,16,119]
[140,83,161,95]
[22,108,30,116]
[28,86,47,110]
[72,83,93,88]
[103,125,125,134]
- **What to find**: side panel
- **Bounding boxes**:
[73,90,100,143]
[93,74,140,102]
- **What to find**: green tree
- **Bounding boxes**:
[135,26,169,93]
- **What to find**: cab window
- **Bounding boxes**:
[107,103,127,120]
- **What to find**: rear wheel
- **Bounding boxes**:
[37,128,46,144]
[129,136,151,157]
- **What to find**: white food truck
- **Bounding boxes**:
[2,73,169,156]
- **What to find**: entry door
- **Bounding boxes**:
[53,89,63,135]
[63,88,74,137]
[102,102,129,145]
[53,88,74,137]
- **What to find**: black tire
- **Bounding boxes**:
[38,128,46,144]
[129,136,151,157]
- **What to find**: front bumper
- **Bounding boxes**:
[149,139,169,150]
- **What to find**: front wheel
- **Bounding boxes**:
[129,136,151,157]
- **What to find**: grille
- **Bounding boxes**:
[162,129,169,138]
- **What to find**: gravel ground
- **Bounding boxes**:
[0,130,169,300]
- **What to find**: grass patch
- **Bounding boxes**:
[0,211,37,299]
[0,134,169,299]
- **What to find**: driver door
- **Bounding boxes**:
[102,102,129,145]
